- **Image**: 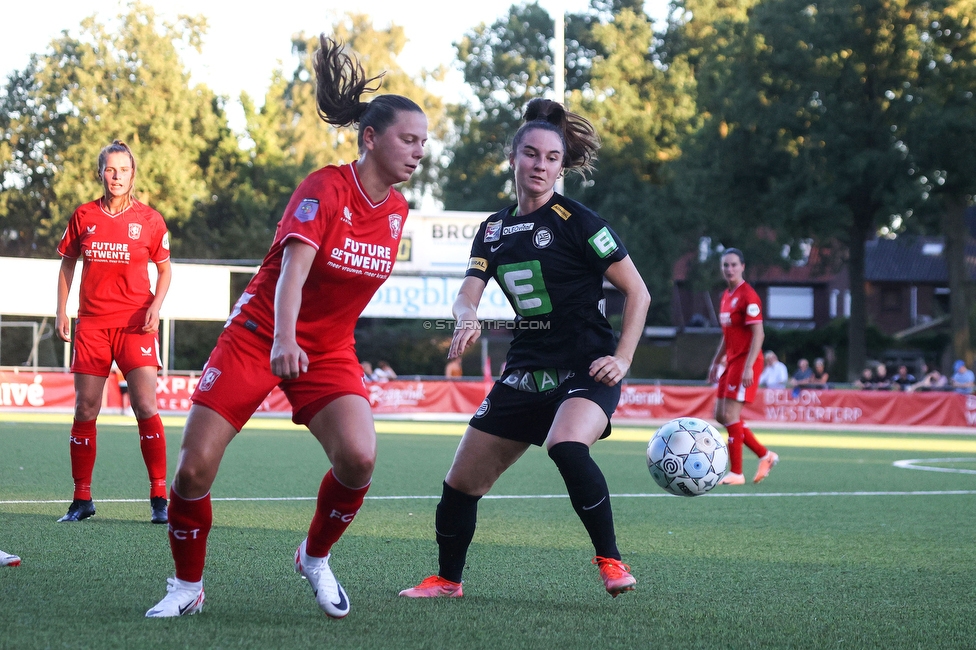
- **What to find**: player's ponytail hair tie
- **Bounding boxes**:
[513,98,600,177]
[313,35,423,153]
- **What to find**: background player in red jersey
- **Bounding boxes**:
[146,36,427,619]
[707,248,778,485]
[400,99,650,600]
[55,140,172,524]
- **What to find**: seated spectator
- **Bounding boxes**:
[951,359,975,394]
[911,364,949,391]
[445,358,463,378]
[872,363,891,390]
[758,351,789,389]
[854,367,875,390]
[373,360,397,382]
[788,358,813,388]
[808,357,829,389]
[891,365,916,391]
[361,361,377,382]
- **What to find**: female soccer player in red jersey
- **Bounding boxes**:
[146,36,427,619]
[55,140,172,525]
[399,99,650,600]
[707,248,778,485]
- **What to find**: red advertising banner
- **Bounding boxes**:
[3,372,974,430]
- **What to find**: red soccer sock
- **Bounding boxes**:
[69,419,97,501]
[305,470,370,558]
[725,421,745,475]
[741,424,768,459]
[137,415,168,498]
[168,489,212,583]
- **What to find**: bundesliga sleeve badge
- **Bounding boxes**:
[294,199,320,223]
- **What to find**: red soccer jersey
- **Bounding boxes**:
[719,281,763,363]
[57,199,170,330]
[228,163,407,356]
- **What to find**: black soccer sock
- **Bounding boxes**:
[548,441,620,560]
[435,481,481,583]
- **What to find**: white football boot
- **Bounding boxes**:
[145,577,205,618]
[0,550,21,567]
[294,538,350,618]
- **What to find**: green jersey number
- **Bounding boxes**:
[498,261,553,317]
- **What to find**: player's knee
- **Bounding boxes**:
[334,449,375,486]
[173,459,216,498]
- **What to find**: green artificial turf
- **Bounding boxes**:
[1,418,975,649]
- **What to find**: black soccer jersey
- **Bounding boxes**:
[465,193,628,371]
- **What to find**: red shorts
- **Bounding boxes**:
[191,324,369,431]
[71,326,161,377]
[717,356,764,404]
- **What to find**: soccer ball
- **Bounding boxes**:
[646,417,728,497]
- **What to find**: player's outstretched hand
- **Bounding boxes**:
[271,338,309,379]
[589,355,630,387]
[448,319,481,360]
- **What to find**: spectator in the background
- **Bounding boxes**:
[911,365,948,392]
[872,364,891,390]
[758,351,788,389]
[373,360,397,382]
[445,358,463,378]
[361,361,378,382]
[788,358,813,389]
[951,360,975,394]
[808,358,829,389]
[891,365,916,391]
[854,367,875,390]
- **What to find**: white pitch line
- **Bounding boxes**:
[4,490,976,506]
[893,458,976,475]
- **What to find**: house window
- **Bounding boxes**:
[767,286,814,319]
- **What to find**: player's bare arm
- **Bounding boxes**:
[55,257,78,342]
[590,255,650,386]
[741,322,765,388]
[143,259,172,333]
[449,276,487,359]
[271,241,316,379]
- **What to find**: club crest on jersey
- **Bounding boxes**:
[294,198,319,223]
[484,220,503,242]
[533,227,553,249]
[128,223,142,240]
[474,398,490,418]
[731,297,739,308]
[389,213,403,239]
[198,367,221,392]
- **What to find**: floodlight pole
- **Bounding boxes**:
[554,8,566,194]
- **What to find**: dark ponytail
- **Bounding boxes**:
[312,35,423,151]
[512,98,600,177]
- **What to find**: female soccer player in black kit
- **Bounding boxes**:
[400,98,650,599]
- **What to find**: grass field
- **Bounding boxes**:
[2,414,976,649]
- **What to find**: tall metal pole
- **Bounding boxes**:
[554,9,566,194]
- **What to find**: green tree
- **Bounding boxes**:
[573,6,702,323]
[667,0,942,379]
[440,2,556,210]
[0,2,234,257]
[900,1,976,365]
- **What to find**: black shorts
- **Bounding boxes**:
[469,369,621,446]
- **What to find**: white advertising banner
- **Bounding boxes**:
[394,211,490,275]
[364,275,515,320]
